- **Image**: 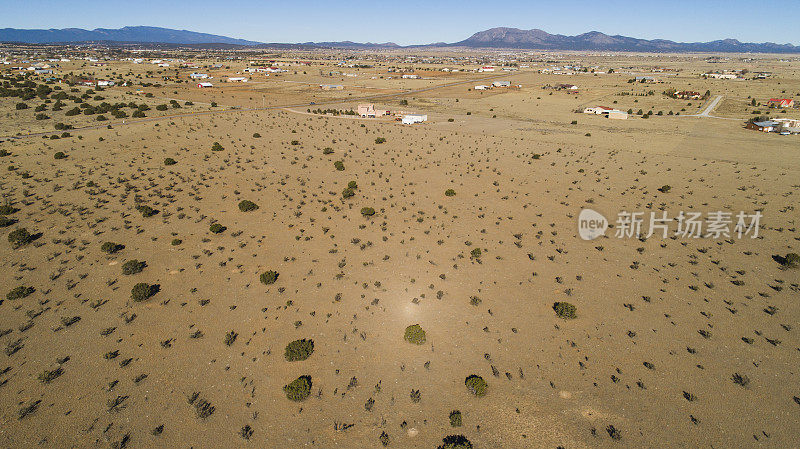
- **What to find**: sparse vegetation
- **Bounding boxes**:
[465,375,487,396]
[404,324,427,345]
[285,339,315,361]
[260,270,279,285]
[553,302,577,319]
[238,200,259,212]
[284,375,313,401]
[131,283,157,302]
[6,285,35,300]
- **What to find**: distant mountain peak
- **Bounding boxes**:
[453,27,799,53]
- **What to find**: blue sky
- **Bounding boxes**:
[1,0,798,46]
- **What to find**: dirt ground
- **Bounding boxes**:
[1,50,799,449]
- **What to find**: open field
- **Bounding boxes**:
[1,48,799,449]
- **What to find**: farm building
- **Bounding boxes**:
[97,80,115,87]
[401,114,427,125]
[492,81,511,88]
[190,73,209,79]
[475,85,490,90]
[197,82,213,88]
[402,74,420,79]
[773,118,800,128]
[608,111,628,120]
[320,84,344,90]
[479,66,495,72]
[768,98,795,108]
[228,77,248,82]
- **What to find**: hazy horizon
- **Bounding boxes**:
[1,0,798,46]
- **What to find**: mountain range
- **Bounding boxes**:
[0,26,798,53]
[0,26,260,46]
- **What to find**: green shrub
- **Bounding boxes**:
[284,339,315,361]
[211,142,224,151]
[342,187,355,199]
[0,204,18,215]
[238,200,259,212]
[323,147,334,155]
[8,227,33,248]
[252,133,261,138]
[136,205,158,217]
[470,248,481,258]
[15,102,28,110]
[361,207,376,217]
[132,110,146,118]
[449,410,462,427]
[156,104,168,111]
[291,140,300,145]
[284,375,312,401]
[404,324,426,345]
[334,160,345,171]
[209,223,227,234]
[553,301,577,319]
[375,137,386,144]
[782,253,799,269]
[171,238,182,246]
[131,283,156,302]
[121,259,146,275]
[0,216,16,227]
[7,286,35,301]
[101,241,124,254]
[445,189,456,197]
[54,151,67,159]
[260,270,279,285]
[658,185,671,193]
[164,157,177,166]
[438,435,473,449]
[465,375,487,396]
[347,180,358,189]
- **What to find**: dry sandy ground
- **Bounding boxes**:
[0,54,799,449]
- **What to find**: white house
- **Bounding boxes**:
[357,104,388,118]
[584,106,615,114]
[402,114,427,125]
[227,77,248,82]
[197,82,213,88]
[402,74,420,79]
[479,66,495,72]
[97,80,115,87]
[703,73,738,80]
[190,73,209,79]
[475,85,490,90]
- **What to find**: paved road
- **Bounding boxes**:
[1,73,510,141]
[697,95,723,117]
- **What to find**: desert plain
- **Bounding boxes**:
[0,48,799,448]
